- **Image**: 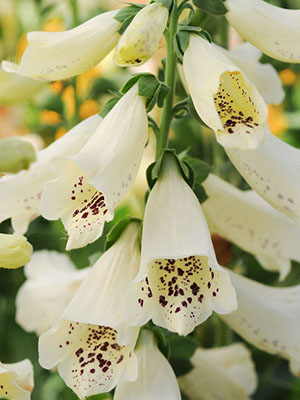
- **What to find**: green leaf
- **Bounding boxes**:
[170,357,194,376]
[169,335,198,359]
[121,73,153,94]
[138,75,160,98]
[192,0,228,15]
[183,156,211,184]
[194,182,208,203]
[104,217,141,250]
[155,0,173,11]
[99,96,120,118]
[114,4,143,23]
[157,83,170,107]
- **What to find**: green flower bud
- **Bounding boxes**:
[0,137,36,173]
[0,233,33,269]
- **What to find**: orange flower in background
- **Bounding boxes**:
[279,69,297,86]
[40,110,61,125]
[61,85,75,121]
[55,126,67,140]
[79,99,100,120]
[267,105,288,137]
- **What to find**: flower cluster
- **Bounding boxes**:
[1,0,300,399]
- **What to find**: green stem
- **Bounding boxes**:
[69,0,80,28]
[156,1,178,161]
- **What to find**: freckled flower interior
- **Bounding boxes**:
[57,323,132,395]
[214,71,262,137]
[137,256,223,333]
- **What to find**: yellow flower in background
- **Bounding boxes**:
[267,105,288,137]
[76,66,101,99]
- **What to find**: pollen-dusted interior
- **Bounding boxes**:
[58,323,131,394]
[137,256,223,330]
[213,71,261,136]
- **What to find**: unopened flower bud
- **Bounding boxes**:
[0,137,36,173]
[0,233,33,269]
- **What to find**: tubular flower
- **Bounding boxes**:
[221,270,300,377]
[16,250,90,335]
[114,330,181,400]
[179,343,257,400]
[225,132,300,226]
[224,0,300,63]
[114,2,168,67]
[39,85,148,250]
[0,233,32,269]
[2,11,121,81]
[39,223,141,399]
[217,43,285,105]
[0,359,34,400]
[202,174,300,280]
[0,114,101,235]
[126,154,237,336]
[183,35,269,150]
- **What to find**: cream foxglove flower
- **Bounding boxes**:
[114,330,181,400]
[126,154,237,336]
[0,137,36,174]
[2,11,120,81]
[0,359,34,400]
[179,343,257,400]
[16,250,90,335]
[114,2,168,67]
[0,114,101,235]
[39,223,141,399]
[226,132,300,226]
[0,67,46,105]
[202,174,300,280]
[39,85,148,250]
[224,0,300,63]
[221,270,300,377]
[217,43,284,105]
[0,233,32,269]
[183,35,269,150]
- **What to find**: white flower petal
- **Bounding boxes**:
[0,359,34,400]
[16,250,89,335]
[39,320,138,399]
[62,222,141,347]
[225,0,300,63]
[114,3,168,67]
[179,343,257,400]
[221,270,300,376]
[202,174,300,280]
[0,114,101,234]
[218,43,285,105]
[115,330,181,400]
[226,132,300,226]
[126,155,237,335]
[2,11,120,81]
[40,85,148,250]
[183,35,269,150]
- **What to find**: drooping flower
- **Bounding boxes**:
[0,359,34,400]
[114,329,181,400]
[221,269,300,377]
[0,114,101,235]
[183,35,269,150]
[2,11,121,81]
[225,132,300,226]
[39,222,141,398]
[39,85,148,250]
[0,233,32,269]
[224,0,300,63]
[126,154,237,336]
[202,174,300,280]
[16,250,90,335]
[114,2,168,67]
[179,343,257,400]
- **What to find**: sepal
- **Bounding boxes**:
[193,0,228,15]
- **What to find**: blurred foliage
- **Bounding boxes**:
[1,0,300,399]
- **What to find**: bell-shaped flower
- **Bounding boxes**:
[183,34,269,150]
[225,132,300,226]
[224,0,300,63]
[39,222,141,398]
[16,250,90,335]
[217,42,285,106]
[0,233,32,269]
[39,85,148,250]
[202,174,300,280]
[114,2,168,67]
[114,329,181,400]
[126,154,237,336]
[220,269,300,376]
[0,67,46,105]
[0,114,101,235]
[179,343,257,400]
[2,11,121,81]
[0,359,34,400]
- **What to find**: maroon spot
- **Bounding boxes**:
[82,212,89,218]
